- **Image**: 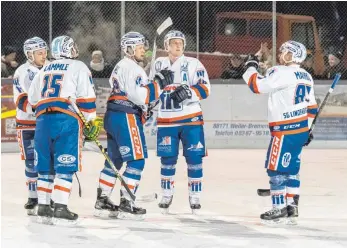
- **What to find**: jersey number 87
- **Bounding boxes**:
[294,84,311,104]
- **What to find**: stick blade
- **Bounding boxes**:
[257,188,270,196]
[157,17,173,35]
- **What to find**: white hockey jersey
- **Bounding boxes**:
[28,59,96,122]
[107,57,162,117]
[243,64,318,136]
[13,61,44,129]
[150,55,211,127]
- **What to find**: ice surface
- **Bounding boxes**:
[1,149,347,248]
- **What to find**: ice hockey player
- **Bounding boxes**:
[242,41,318,224]
[28,35,101,224]
[150,30,211,214]
[95,31,174,219]
[13,37,48,215]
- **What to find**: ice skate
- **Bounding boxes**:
[260,207,288,224]
[37,204,54,225]
[286,195,299,225]
[286,204,299,225]
[24,198,38,216]
[94,188,119,218]
[53,203,78,225]
[158,195,173,214]
[189,195,201,215]
[118,197,146,220]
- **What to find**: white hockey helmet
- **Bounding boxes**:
[51,35,79,60]
[121,32,147,56]
[279,40,307,64]
[23,37,48,62]
[164,30,186,51]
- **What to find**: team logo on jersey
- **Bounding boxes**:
[57,154,76,164]
[187,142,204,151]
[136,76,142,86]
[155,61,162,72]
[159,136,171,146]
[196,70,204,78]
[282,152,291,168]
[181,61,188,72]
[27,69,37,81]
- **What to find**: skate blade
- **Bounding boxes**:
[160,208,170,215]
[191,209,201,215]
[36,216,54,225]
[260,217,286,225]
[286,217,298,225]
[26,206,38,216]
[117,211,145,221]
[52,217,79,226]
[94,209,119,218]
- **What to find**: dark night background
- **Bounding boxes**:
[2,1,347,64]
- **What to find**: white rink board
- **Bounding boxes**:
[2,150,347,248]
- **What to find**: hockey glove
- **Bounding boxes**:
[154,69,174,90]
[303,132,314,147]
[145,110,153,121]
[170,84,192,104]
[83,117,103,141]
[244,54,259,70]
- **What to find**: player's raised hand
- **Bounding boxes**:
[245,54,259,70]
[170,84,192,104]
[154,69,174,89]
[83,117,103,141]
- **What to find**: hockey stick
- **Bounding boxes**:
[257,73,342,197]
[149,17,173,79]
[147,17,173,112]
[309,73,341,134]
[69,98,136,202]
[81,124,158,202]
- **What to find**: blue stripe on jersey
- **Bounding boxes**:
[17,94,28,112]
[192,84,208,99]
[270,119,308,132]
[307,107,318,115]
[36,100,70,113]
[146,83,156,103]
[77,101,96,110]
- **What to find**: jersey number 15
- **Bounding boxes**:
[41,74,63,98]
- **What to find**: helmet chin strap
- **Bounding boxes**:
[124,46,143,64]
[27,52,44,68]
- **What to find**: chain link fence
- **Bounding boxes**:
[2,1,347,79]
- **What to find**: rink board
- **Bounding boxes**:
[2,79,347,151]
